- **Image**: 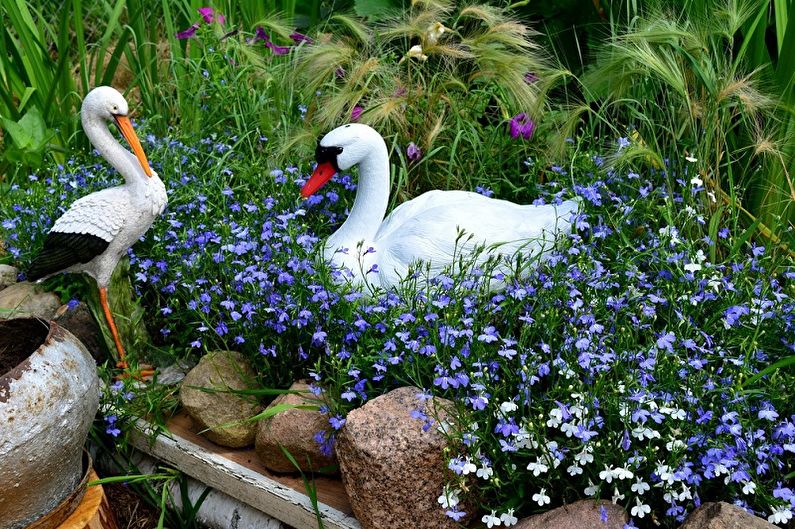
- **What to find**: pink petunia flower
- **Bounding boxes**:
[198,7,225,24]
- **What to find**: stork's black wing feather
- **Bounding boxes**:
[27,231,110,281]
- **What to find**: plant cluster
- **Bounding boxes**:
[3,125,793,526]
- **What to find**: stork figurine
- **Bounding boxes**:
[27,86,167,374]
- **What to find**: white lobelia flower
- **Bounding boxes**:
[584,480,599,497]
[477,464,494,480]
[500,509,518,526]
[567,463,583,476]
[599,465,616,483]
[684,262,702,273]
[482,511,502,528]
[575,447,594,465]
[670,408,687,420]
[425,22,447,45]
[561,421,579,437]
[500,401,518,414]
[532,488,551,506]
[678,484,693,501]
[666,439,687,451]
[631,478,650,494]
[437,487,460,508]
[690,175,703,186]
[612,487,625,503]
[685,155,698,163]
[461,457,477,475]
[407,44,428,61]
[768,505,793,525]
[527,459,550,476]
[546,408,563,428]
[614,466,634,480]
[631,498,652,518]
[742,481,757,495]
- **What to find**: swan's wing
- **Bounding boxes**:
[376,193,578,279]
[27,188,127,279]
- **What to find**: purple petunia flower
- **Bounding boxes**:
[351,105,364,121]
[524,72,539,84]
[176,7,224,39]
[289,31,313,44]
[252,27,291,55]
[176,23,200,39]
[407,142,422,162]
[509,113,535,140]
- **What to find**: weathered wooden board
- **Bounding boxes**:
[130,412,360,529]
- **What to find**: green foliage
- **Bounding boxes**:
[576,0,794,251]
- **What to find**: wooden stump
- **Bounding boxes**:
[54,470,118,529]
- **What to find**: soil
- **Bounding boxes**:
[0,318,49,375]
[103,481,161,529]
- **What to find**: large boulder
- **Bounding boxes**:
[255,381,337,474]
[679,502,776,529]
[515,500,628,529]
[0,264,18,291]
[179,351,261,448]
[336,386,461,529]
[0,282,60,320]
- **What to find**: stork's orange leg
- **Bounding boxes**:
[99,287,154,378]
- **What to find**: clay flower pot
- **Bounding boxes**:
[0,318,99,529]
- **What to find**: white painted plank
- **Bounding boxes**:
[131,420,361,529]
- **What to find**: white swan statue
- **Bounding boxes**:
[301,123,579,290]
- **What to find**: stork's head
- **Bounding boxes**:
[81,86,153,177]
[301,123,385,198]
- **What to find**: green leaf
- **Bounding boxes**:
[1,116,33,148]
[17,106,48,149]
[742,356,795,388]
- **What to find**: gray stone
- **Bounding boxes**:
[336,386,463,529]
[0,282,60,320]
[179,351,261,448]
[679,502,776,529]
[255,381,337,474]
[157,359,195,386]
[0,264,18,291]
[515,500,628,529]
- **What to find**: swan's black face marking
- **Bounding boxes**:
[316,142,343,172]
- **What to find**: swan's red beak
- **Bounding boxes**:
[114,115,153,177]
[301,162,337,198]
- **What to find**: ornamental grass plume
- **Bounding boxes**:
[290,0,559,193]
[578,0,792,249]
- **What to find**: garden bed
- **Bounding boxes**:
[130,412,360,529]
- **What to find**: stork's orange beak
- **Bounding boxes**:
[114,115,153,177]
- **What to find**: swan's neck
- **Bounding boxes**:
[327,144,391,254]
[83,114,143,186]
